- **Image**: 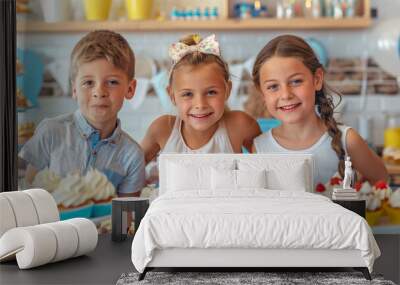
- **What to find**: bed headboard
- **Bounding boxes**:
[158,153,314,195]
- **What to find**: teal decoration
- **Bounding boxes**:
[16,49,44,110]
[257,118,281,133]
[151,70,175,112]
[306,38,328,67]
[92,202,112,217]
[59,204,93,220]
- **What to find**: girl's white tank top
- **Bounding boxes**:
[162,116,234,154]
[254,125,351,187]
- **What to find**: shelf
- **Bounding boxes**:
[16,17,371,33]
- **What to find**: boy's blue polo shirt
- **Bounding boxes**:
[19,110,145,194]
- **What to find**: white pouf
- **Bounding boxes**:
[0,218,98,269]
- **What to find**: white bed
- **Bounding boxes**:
[131,154,380,280]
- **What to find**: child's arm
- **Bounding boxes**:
[346,128,388,184]
[19,119,53,185]
[140,115,175,164]
[241,114,262,152]
[25,164,39,185]
[225,111,262,153]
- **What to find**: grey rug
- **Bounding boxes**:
[117,271,396,285]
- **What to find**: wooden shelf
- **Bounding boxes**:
[17,17,371,33]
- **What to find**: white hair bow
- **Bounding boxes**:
[168,34,220,64]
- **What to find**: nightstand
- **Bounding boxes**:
[332,199,366,218]
[111,197,150,242]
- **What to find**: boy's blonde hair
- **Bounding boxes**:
[70,30,135,81]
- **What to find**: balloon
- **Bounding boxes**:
[16,49,44,109]
[306,38,328,67]
[368,18,400,77]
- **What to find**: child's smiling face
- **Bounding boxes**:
[258,56,323,125]
[169,63,231,132]
[72,59,136,129]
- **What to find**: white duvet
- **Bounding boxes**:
[131,190,380,273]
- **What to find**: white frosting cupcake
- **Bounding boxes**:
[52,173,91,207]
[373,181,392,200]
[32,168,61,193]
[359,181,373,198]
[389,189,400,208]
[366,195,381,211]
[385,188,400,224]
[323,176,342,198]
[383,147,400,163]
[84,169,116,202]
[140,184,158,202]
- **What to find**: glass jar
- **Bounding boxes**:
[384,114,400,149]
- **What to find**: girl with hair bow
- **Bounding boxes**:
[141,34,261,163]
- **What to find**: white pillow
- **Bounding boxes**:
[211,169,267,191]
[267,164,307,191]
[166,160,236,192]
[238,159,308,191]
[236,169,267,189]
[167,162,210,191]
[211,168,236,190]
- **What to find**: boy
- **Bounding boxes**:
[19,30,145,197]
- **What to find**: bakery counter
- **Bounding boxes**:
[0,234,133,285]
[373,225,400,235]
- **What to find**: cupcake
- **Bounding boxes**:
[32,168,61,193]
[84,169,116,218]
[358,181,373,199]
[373,180,392,205]
[52,173,93,220]
[365,194,384,226]
[322,176,342,198]
[16,89,30,109]
[384,189,400,224]
[97,217,112,234]
[354,181,362,192]
[383,147,400,165]
[315,182,326,195]
[18,122,35,145]
[140,184,158,202]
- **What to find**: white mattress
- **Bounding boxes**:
[131,190,380,273]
